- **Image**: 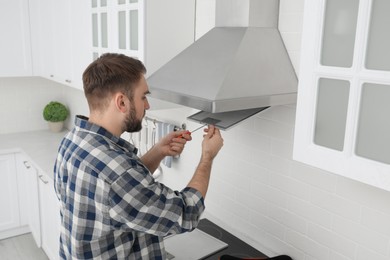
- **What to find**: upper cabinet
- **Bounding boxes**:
[88,0,196,76]
[29,0,92,89]
[71,0,93,89]
[0,0,33,77]
[294,0,390,191]
[91,0,145,62]
[1,0,195,88]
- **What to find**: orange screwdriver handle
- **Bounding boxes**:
[177,130,191,139]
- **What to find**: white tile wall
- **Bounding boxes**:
[1,1,390,259]
[146,104,390,260]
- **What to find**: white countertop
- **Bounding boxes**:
[0,129,67,178]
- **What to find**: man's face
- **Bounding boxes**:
[124,75,150,133]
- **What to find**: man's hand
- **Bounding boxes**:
[186,125,223,198]
[140,130,192,173]
[201,125,224,162]
[157,130,192,157]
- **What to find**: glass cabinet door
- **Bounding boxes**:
[118,9,139,51]
[91,0,144,61]
[91,0,108,59]
[294,0,390,191]
[357,0,390,163]
[129,10,139,50]
[320,0,360,67]
[314,78,350,151]
[356,83,390,164]
[118,11,126,49]
[365,0,390,71]
[91,12,107,48]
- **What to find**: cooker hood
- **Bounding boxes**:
[147,0,297,127]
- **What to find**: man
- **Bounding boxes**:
[54,53,224,259]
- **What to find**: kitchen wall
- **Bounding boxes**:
[148,1,390,260]
[1,0,390,259]
[0,77,88,135]
[146,105,390,260]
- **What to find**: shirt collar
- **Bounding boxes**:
[74,115,138,154]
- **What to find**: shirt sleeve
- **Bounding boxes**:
[108,165,205,237]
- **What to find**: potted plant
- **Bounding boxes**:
[43,101,69,132]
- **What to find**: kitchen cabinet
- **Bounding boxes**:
[144,0,196,75]
[0,154,21,238]
[91,0,145,61]
[16,153,42,247]
[0,150,61,259]
[38,173,60,260]
[89,0,195,76]
[71,0,93,88]
[52,0,73,86]
[30,0,92,89]
[0,131,66,258]
[29,0,55,79]
[294,0,390,191]
[71,0,197,86]
[0,0,33,77]
[0,152,33,240]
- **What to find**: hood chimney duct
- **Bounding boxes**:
[147,0,298,129]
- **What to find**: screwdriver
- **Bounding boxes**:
[178,124,207,138]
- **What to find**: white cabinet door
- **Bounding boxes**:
[29,0,58,81]
[0,0,32,77]
[0,154,20,237]
[294,0,390,191]
[70,0,93,89]
[52,0,73,86]
[39,173,60,260]
[16,153,42,247]
[34,0,72,86]
[29,0,91,90]
[29,0,55,79]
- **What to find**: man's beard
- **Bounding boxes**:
[124,105,144,133]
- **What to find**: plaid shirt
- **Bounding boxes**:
[54,116,205,259]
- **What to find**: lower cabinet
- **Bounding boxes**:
[16,153,42,246]
[3,151,61,260]
[0,153,22,239]
[38,173,61,260]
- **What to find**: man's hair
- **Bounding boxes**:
[82,53,146,111]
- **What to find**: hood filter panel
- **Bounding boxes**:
[187,107,269,130]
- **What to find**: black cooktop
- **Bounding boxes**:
[197,218,268,259]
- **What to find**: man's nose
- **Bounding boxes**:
[145,99,150,110]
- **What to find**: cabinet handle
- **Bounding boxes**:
[50,74,54,77]
[39,174,49,184]
[65,79,72,83]
[23,160,31,169]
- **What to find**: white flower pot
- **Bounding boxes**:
[48,121,64,133]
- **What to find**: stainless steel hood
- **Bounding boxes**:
[147,0,297,116]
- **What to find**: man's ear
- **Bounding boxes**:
[114,93,127,113]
